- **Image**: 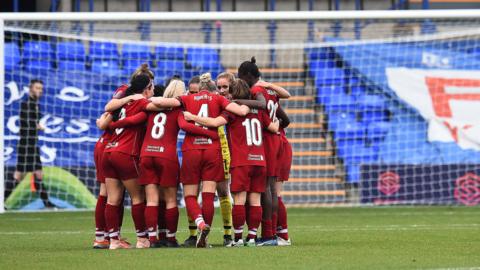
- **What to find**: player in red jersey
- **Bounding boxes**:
[273,107,292,246]
[185,78,279,247]
[150,73,249,248]
[237,57,291,245]
[139,79,219,248]
[102,74,166,249]
[92,84,136,249]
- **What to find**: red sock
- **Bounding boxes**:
[248,206,262,240]
[105,203,120,240]
[131,203,146,238]
[232,205,246,241]
[165,207,179,242]
[261,219,273,239]
[145,205,158,242]
[158,201,166,240]
[185,195,203,223]
[271,212,278,237]
[95,195,107,241]
[201,192,215,227]
[277,197,289,240]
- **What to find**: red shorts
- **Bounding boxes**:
[138,156,179,187]
[230,166,267,193]
[180,149,224,185]
[94,141,107,183]
[277,139,292,182]
[264,134,282,177]
[102,151,140,181]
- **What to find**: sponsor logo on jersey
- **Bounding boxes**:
[247,154,264,161]
[193,138,212,145]
[145,145,165,153]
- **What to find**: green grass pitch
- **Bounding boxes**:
[0,207,479,270]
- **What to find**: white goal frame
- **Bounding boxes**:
[2,9,480,213]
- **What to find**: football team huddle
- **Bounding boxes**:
[93,57,292,249]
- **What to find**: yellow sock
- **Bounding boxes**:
[220,196,233,236]
[188,216,197,237]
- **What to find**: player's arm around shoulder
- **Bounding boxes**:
[183,111,227,128]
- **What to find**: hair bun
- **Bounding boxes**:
[199,73,212,83]
[250,56,256,64]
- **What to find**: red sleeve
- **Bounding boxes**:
[259,110,272,129]
[139,98,151,111]
[217,95,231,110]
[112,84,128,99]
[177,113,219,140]
[250,86,264,98]
[108,111,147,129]
[219,111,235,124]
[177,96,186,110]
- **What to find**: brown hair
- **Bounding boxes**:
[216,72,235,86]
[230,78,251,100]
[130,63,154,82]
[198,73,217,92]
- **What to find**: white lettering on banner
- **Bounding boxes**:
[66,119,90,134]
[421,52,451,69]
[40,145,57,163]
[5,81,28,105]
[386,68,480,151]
[39,114,64,134]
[4,147,14,161]
[7,116,20,134]
[55,87,90,102]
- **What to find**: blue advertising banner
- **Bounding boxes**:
[360,164,480,206]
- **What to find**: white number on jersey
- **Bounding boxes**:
[151,112,167,139]
[267,100,278,121]
[196,104,209,128]
[242,118,263,146]
[115,108,126,135]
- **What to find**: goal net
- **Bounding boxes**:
[2,11,480,211]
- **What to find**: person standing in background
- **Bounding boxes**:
[14,79,54,208]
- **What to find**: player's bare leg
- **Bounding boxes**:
[260,176,277,246]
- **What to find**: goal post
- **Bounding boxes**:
[3,10,480,211]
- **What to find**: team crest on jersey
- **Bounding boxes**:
[250,109,259,114]
[267,90,276,95]
[106,142,118,148]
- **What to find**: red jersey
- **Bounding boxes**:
[251,85,279,122]
[105,98,149,156]
[222,109,272,167]
[96,84,128,144]
[140,108,180,162]
[178,90,231,151]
